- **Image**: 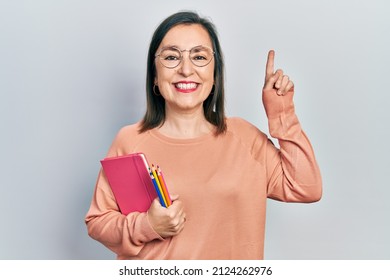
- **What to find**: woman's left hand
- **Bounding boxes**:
[263,50,294,95]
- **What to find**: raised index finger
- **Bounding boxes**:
[265,50,275,78]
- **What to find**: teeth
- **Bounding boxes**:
[176,83,197,90]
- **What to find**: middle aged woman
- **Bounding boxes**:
[85,11,322,260]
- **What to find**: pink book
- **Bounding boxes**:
[100,153,157,215]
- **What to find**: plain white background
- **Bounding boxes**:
[0,0,389,259]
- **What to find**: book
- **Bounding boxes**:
[100,152,170,215]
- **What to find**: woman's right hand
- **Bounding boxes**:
[147,194,186,238]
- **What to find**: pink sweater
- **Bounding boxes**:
[85,89,322,259]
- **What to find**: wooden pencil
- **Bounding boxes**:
[156,165,172,206]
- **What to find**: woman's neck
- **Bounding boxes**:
[158,109,214,139]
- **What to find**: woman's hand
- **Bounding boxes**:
[262,50,296,118]
[147,194,186,238]
[263,50,294,95]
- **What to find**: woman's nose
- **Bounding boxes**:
[177,52,194,76]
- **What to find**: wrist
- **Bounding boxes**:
[262,88,295,119]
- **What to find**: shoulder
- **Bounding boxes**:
[116,122,142,139]
[107,121,149,156]
[225,117,272,162]
[225,117,269,147]
[226,117,266,138]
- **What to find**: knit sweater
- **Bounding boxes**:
[85,89,322,259]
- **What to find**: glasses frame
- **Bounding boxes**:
[155,45,215,69]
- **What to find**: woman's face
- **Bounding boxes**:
[154,24,215,115]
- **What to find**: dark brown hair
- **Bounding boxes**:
[139,11,227,135]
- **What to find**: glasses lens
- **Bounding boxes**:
[190,46,214,67]
[158,48,181,68]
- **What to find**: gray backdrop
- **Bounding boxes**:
[1,0,389,259]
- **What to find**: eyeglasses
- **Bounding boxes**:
[155,45,215,68]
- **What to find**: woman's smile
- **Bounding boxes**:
[174,81,199,93]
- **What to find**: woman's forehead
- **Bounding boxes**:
[159,24,212,49]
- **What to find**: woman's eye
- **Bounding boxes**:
[193,55,207,60]
[164,55,179,61]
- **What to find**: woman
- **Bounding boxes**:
[85,11,322,259]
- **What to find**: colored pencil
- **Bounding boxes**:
[156,165,172,206]
[151,164,168,207]
[149,167,167,207]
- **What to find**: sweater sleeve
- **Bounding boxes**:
[262,88,322,202]
[84,129,163,257]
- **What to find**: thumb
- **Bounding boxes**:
[150,197,162,208]
[169,194,180,202]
